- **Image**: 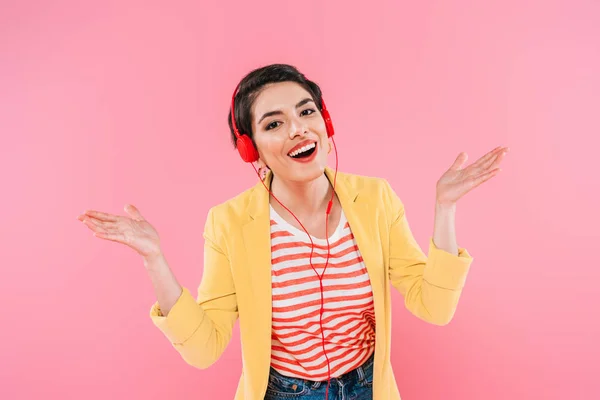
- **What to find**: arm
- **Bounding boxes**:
[384,180,473,326]
[144,253,183,317]
[432,202,458,256]
[149,207,238,368]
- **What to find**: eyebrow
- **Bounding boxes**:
[257,98,315,124]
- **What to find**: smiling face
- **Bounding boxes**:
[251,81,329,184]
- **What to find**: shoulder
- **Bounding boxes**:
[336,170,386,187]
[335,170,405,219]
[203,169,403,230]
[200,184,260,240]
[335,170,399,199]
[206,184,257,219]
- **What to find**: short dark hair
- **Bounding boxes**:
[227,64,324,149]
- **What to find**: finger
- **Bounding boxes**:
[88,216,119,229]
[82,210,119,222]
[472,148,508,176]
[91,220,122,234]
[470,167,501,189]
[80,216,124,236]
[471,146,503,169]
[477,152,501,173]
[124,204,145,221]
[467,147,506,175]
[81,215,112,230]
[487,150,507,171]
[449,152,468,170]
[81,218,108,234]
[93,231,127,243]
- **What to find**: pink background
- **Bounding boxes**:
[1,0,598,398]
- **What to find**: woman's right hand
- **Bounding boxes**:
[77,204,162,261]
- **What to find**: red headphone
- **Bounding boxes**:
[230,81,339,399]
[230,85,335,163]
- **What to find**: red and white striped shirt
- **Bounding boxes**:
[269,205,376,381]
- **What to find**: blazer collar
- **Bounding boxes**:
[244,166,359,220]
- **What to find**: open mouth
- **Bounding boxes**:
[288,142,317,159]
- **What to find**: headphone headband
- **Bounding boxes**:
[230,86,242,140]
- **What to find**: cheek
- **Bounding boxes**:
[256,135,286,160]
[312,118,328,138]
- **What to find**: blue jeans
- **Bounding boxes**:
[264,353,374,400]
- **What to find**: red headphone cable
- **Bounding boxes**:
[252,136,339,400]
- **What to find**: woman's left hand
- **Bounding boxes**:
[435,146,510,206]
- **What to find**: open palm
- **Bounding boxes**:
[77,204,162,260]
[436,146,509,205]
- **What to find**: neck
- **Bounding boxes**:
[269,172,332,217]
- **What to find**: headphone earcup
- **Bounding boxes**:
[321,108,335,138]
[236,135,259,163]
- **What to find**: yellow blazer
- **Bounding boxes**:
[150,167,473,399]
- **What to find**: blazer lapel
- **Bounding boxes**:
[325,167,382,286]
[325,167,384,348]
[240,174,273,384]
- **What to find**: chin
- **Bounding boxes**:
[288,163,326,183]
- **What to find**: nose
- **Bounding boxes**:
[288,114,308,139]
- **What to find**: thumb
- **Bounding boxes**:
[449,152,468,170]
[124,204,144,221]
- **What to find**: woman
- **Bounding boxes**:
[78,64,508,399]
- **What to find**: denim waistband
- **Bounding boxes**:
[269,349,375,386]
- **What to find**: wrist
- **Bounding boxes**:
[435,200,456,212]
[143,250,165,269]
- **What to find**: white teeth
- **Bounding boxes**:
[288,142,316,157]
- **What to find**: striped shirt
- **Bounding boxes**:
[269,204,376,381]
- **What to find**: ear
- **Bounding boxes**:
[257,158,270,180]
[257,158,268,169]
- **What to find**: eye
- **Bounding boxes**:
[265,121,281,131]
[301,108,316,116]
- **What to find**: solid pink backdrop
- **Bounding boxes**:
[1,0,598,398]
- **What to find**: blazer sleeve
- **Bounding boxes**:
[148,206,238,368]
[383,179,473,326]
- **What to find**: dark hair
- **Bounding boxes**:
[227,64,324,149]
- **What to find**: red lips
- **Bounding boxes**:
[287,139,317,155]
